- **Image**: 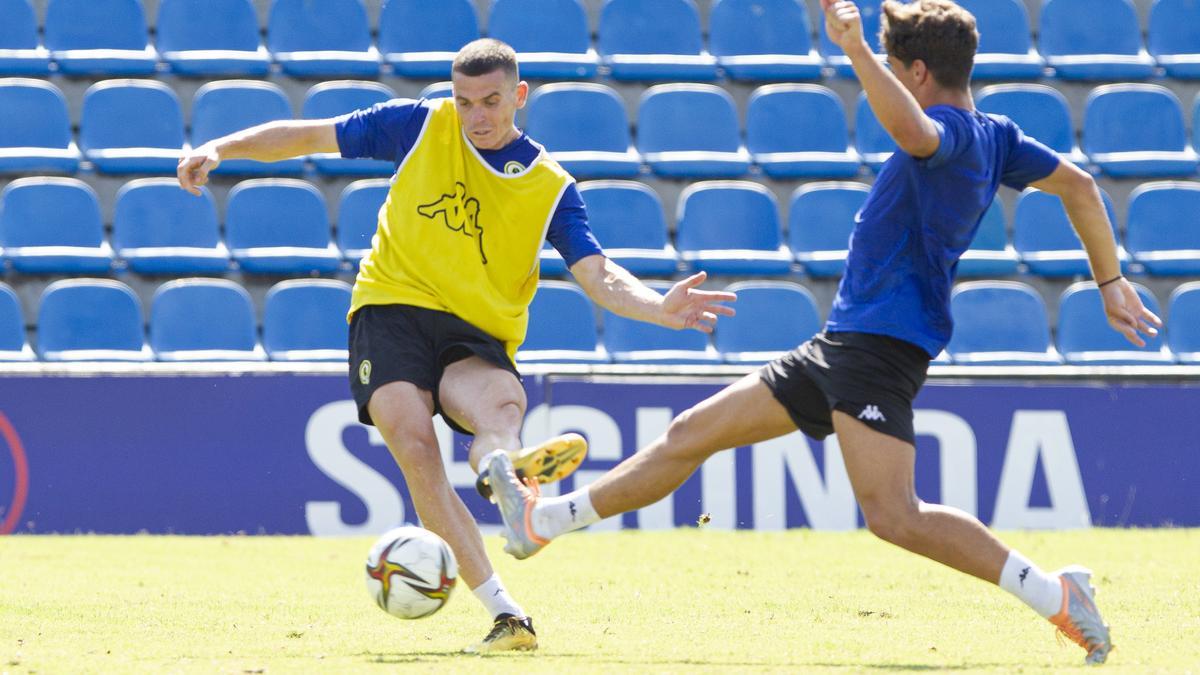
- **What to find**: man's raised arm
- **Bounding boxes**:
[176,120,339,195]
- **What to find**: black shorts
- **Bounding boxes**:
[759,332,931,445]
[348,304,520,433]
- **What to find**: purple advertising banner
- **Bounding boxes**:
[0,373,1196,535]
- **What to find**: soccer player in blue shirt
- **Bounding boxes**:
[487,1,1160,664]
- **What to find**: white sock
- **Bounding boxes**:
[998,550,1064,618]
[530,487,600,540]
[470,573,524,619]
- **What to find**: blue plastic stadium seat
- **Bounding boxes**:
[1126,182,1200,275]
[976,84,1087,165]
[947,281,1060,364]
[150,279,265,361]
[708,0,823,81]
[1038,0,1155,80]
[267,0,380,77]
[577,181,677,276]
[1013,188,1127,277]
[538,240,568,277]
[378,0,479,78]
[525,83,640,178]
[112,178,229,275]
[263,279,352,362]
[190,81,304,175]
[955,0,1043,79]
[302,81,396,176]
[157,0,270,76]
[637,84,750,178]
[1167,282,1200,363]
[37,279,151,361]
[0,0,50,74]
[788,182,869,277]
[420,82,453,99]
[0,78,80,173]
[0,177,112,274]
[0,283,33,361]
[597,0,718,81]
[715,281,819,364]
[488,0,598,79]
[1083,85,1199,178]
[1149,0,1200,78]
[44,0,157,75]
[747,85,860,178]
[957,200,1019,277]
[337,179,388,265]
[519,281,608,363]
[677,181,792,276]
[1057,282,1172,364]
[226,179,342,275]
[818,0,883,78]
[604,282,721,364]
[854,92,896,171]
[80,80,184,174]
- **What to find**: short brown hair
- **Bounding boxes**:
[880,0,978,90]
[452,38,519,79]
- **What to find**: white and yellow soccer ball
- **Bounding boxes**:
[365,526,457,619]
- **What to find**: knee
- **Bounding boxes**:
[861,498,920,548]
[660,407,708,460]
[374,417,442,471]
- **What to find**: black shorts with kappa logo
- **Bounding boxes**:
[758,331,931,445]
[348,304,520,433]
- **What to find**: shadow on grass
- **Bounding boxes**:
[364,651,1013,670]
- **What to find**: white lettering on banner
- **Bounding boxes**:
[752,432,857,531]
[523,404,623,530]
[913,410,978,516]
[992,410,1091,529]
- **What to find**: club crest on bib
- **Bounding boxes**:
[503,161,524,174]
[416,182,488,265]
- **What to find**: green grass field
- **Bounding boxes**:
[1,529,1197,674]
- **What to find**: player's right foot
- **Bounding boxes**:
[487,452,550,560]
[462,613,537,654]
[1048,566,1113,665]
[476,432,588,501]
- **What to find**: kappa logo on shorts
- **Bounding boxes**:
[416,182,488,265]
[857,404,887,422]
[359,360,372,385]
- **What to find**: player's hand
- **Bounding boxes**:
[176,144,221,196]
[822,0,867,53]
[1100,278,1162,348]
[660,271,736,334]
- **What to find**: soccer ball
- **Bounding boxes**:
[365,526,458,619]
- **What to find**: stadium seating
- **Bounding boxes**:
[1013,188,1126,277]
[0,283,33,361]
[149,279,265,361]
[676,181,792,276]
[538,241,569,277]
[224,179,342,274]
[637,84,750,178]
[1167,282,1200,363]
[597,0,718,81]
[1083,85,1199,178]
[263,279,353,362]
[975,84,1086,166]
[156,0,270,76]
[301,81,396,175]
[44,0,157,75]
[37,279,152,361]
[1057,282,1172,364]
[788,181,869,277]
[854,92,895,171]
[267,0,380,77]
[746,84,860,178]
[0,0,50,75]
[707,0,823,81]
[336,179,388,264]
[1147,0,1200,79]
[524,83,640,178]
[79,80,184,174]
[818,0,883,78]
[112,178,229,275]
[957,200,1020,277]
[420,81,453,99]
[1038,0,1156,80]
[603,283,721,364]
[577,180,677,276]
[1125,181,1200,275]
[715,281,819,363]
[0,79,80,173]
[378,0,479,78]
[519,281,608,363]
[190,81,304,175]
[947,281,1061,364]
[0,177,112,274]
[488,0,598,79]
[956,0,1043,79]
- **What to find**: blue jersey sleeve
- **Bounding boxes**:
[920,107,971,169]
[546,183,604,268]
[1000,120,1061,190]
[334,99,430,164]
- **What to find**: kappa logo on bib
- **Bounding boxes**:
[359,360,372,385]
[416,182,489,265]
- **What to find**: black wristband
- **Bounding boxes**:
[1096,274,1123,289]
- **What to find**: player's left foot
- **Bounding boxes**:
[462,613,537,654]
[486,451,550,560]
[476,432,588,501]
[1048,565,1113,665]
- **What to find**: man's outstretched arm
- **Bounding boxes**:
[176,120,339,195]
[568,255,735,334]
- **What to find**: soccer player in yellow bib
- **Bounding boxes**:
[177,39,736,653]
